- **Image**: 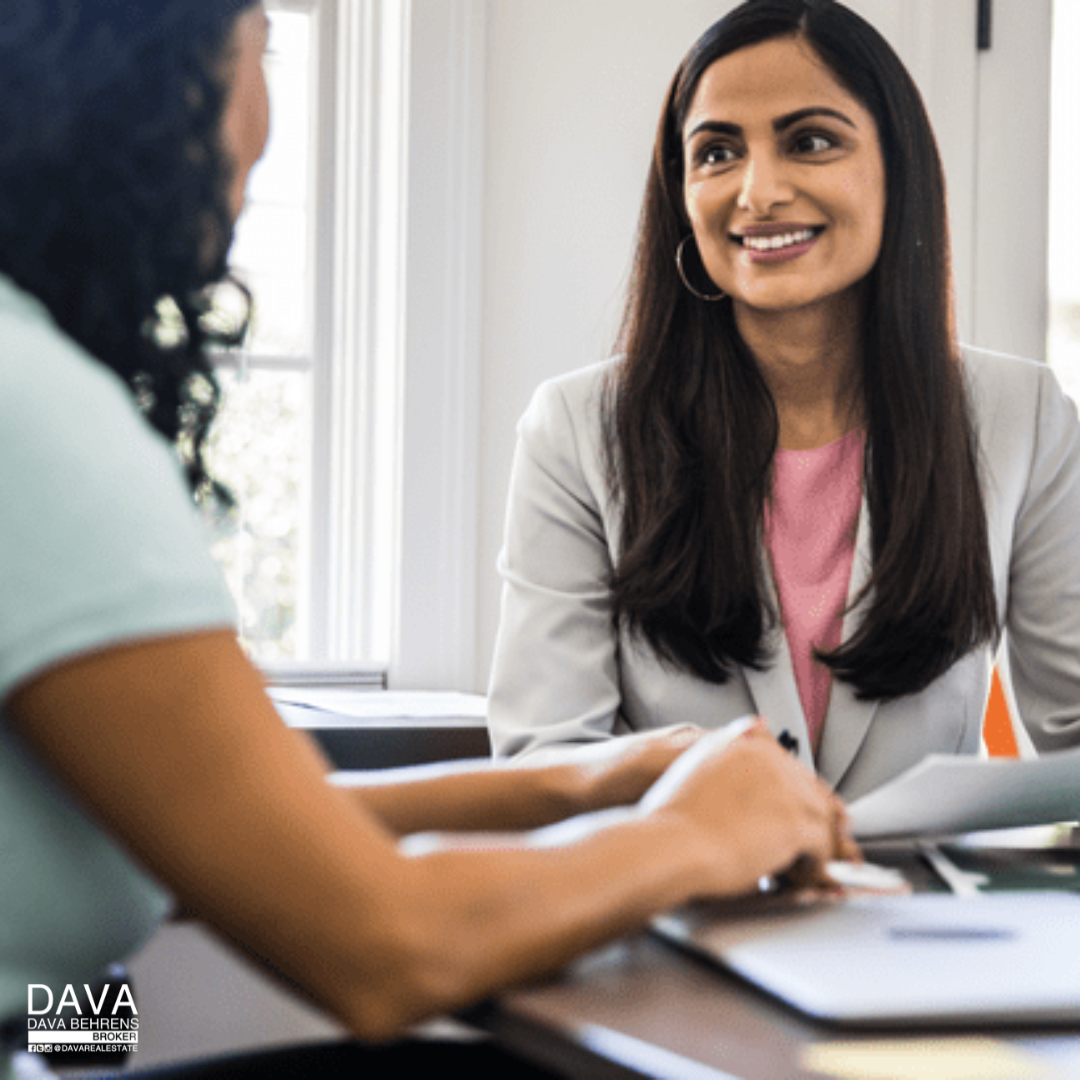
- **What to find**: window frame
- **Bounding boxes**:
[228,0,486,690]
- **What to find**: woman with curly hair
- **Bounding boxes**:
[0,3,853,1077]
[487,0,1080,795]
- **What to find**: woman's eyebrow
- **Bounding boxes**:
[684,119,740,144]
[774,106,858,131]
[685,106,858,144]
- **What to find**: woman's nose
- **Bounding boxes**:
[737,153,794,215]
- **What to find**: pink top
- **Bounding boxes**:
[764,429,864,750]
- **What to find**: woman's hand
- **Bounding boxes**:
[641,718,858,898]
[567,724,704,813]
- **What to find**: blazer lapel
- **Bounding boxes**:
[815,492,881,788]
[744,573,816,773]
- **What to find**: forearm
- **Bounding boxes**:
[193,772,715,1040]
[141,754,711,1041]
[385,808,718,1027]
[346,761,589,835]
[348,730,698,836]
[238,728,842,1039]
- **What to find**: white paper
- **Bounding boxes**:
[268,687,487,719]
[847,747,1080,840]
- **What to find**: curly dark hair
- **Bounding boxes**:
[0,0,258,503]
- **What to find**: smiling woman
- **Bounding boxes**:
[487,0,1080,801]
[681,39,885,336]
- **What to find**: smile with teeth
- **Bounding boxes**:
[738,227,820,252]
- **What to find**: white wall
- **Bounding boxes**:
[471,0,1041,691]
[476,0,739,689]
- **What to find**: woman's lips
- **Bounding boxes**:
[733,225,824,263]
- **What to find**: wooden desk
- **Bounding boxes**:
[467,843,1080,1079]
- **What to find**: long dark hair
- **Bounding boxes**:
[604,0,998,701]
[0,0,257,503]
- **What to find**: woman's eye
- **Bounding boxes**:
[792,131,837,155]
[700,143,737,167]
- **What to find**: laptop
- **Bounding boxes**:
[652,892,1080,1027]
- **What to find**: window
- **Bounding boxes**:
[209,3,315,665]
[208,0,486,691]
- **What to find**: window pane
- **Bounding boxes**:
[207,369,310,661]
[230,9,312,357]
[1048,1,1080,397]
[209,6,316,661]
[236,205,309,355]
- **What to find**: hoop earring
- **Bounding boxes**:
[676,235,725,302]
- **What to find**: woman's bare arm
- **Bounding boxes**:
[347,727,701,836]
[8,629,849,1041]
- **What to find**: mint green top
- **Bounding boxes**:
[0,274,237,1076]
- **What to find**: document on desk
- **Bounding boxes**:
[267,687,487,720]
[847,746,1080,840]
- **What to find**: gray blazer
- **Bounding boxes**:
[486,347,1080,800]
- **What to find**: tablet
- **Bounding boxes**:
[652,892,1080,1027]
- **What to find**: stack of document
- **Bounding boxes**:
[848,747,1080,839]
[259,662,385,689]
